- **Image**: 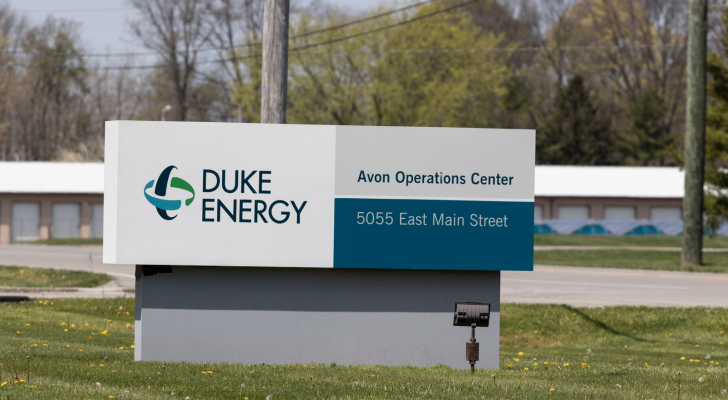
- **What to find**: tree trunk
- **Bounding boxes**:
[260,0,289,124]
[682,0,707,266]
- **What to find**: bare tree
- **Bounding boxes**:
[128,0,211,121]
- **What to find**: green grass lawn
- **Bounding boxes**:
[0,299,725,399]
[533,249,728,273]
[18,238,103,246]
[0,265,110,288]
[534,234,728,248]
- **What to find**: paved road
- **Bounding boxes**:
[503,265,728,307]
[0,245,135,288]
[0,245,726,307]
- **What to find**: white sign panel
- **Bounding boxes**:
[104,121,535,271]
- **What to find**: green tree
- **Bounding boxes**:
[369,3,509,127]
[277,2,511,127]
[622,88,673,165]
[703,51,728,230]
[19,17,88,160]
[537,75,615,165]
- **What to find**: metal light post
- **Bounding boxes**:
[161,105,172,121]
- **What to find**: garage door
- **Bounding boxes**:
[53,203,80,238]
[604,206,636,220]
[651,207,681,221]
[12,203,40,241]
[91,204,103,238]
[557,205,589,220]
[534,205,543,221]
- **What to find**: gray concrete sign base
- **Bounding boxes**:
[134,266,500,370]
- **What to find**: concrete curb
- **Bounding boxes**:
[534,245,728,252]
[0,286,135,293]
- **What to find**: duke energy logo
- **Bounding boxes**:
[144,166,195,220]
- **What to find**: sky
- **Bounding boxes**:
[8,0,387,59]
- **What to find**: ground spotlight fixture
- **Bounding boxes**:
[453,302,490,374]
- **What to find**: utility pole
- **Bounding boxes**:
[260,0,290,124]
[682,0,708,266]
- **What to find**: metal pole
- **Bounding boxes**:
[260,0,290,124]
[162,105,171,121]
[682,0,707,266]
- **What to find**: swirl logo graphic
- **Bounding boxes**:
[144,166,195,220]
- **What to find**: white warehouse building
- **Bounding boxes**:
[0,163,690,243]
[0,162,104,244]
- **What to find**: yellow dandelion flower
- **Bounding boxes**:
[524,367,529,371]
[563,363,569,366]
[99,364,104,367]
[130,345,135,349]
[680,357,685,360]
[518,352,524,356]
[669,333,674,336]
[514,359,520,362]
[550,388,555,392]
[79,349,84,352]
[696,344,700,347]
[534,330,538,333]
[90,364,95,367]
[1,382,6,387]
[207,371,213,374]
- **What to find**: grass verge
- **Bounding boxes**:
[18,238,103,246]
[0,299,725,399]
[533,249,728,273]
[0,265,110,288]
[534,234,728,248]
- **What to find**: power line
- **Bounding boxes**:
[6,43,686,72]
[4,0,685,72]
[98,0,481,69]
[292,0,438,40]
[8,0,440,58]
[289,0,480,52]
[17,7,134,13]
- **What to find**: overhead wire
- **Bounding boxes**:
[4,0,686,72]
[8,0,481,70]
[16,7,134,13]
[8,0,441,58]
